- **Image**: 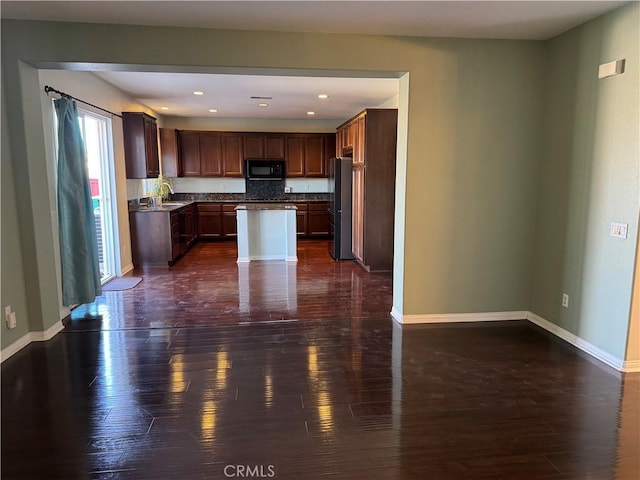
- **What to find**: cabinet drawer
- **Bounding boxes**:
[294,203,308,211]
[198,203,221,213]
[308,202,328,211]
[222,204,238,212]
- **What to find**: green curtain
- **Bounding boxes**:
[55,97,102,305]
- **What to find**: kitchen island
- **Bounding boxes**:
[236,204,298,263]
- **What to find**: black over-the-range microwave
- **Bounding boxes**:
[244,159,286,180]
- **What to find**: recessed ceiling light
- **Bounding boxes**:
[193,91,204,95]
[160,106,169,110]
[307,111,315,115]
[208,109,218,113]
[258,103,269,107]
[318,94,329,99]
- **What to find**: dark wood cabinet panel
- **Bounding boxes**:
[304,135,325,177]
[243,134,264,159]
[264,135,285,158]
[222,134,244,177]
[285,135,305,177]
[160,128,179,177]
[200,132,223,176]
[123,112,159,179]
[324,133,336,178]
[222,204,238,238]
[308,202,330,237]
[197,204,222,239]
[338,109,397,271]
[295,203,308,237]
[179,131,201,176]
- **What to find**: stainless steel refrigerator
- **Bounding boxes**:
[328,157,353,260]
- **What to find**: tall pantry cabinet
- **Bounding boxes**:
[336,109,398,272]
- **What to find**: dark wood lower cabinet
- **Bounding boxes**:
[131,202,330,266]
[130,204,197,267]
[222,205,238,238]
[197,204,223,239]
[308,203,330,237]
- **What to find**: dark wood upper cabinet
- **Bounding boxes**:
[159,128,179,178]
[264,134,285,158]
[199,132,223,176]
[178,131,201,177]
[243,134,264,159]
[123,112,159,178]
[222,133,244,177]
[285,135,305,177]
[304,135,325,177]
[243,133,285,159]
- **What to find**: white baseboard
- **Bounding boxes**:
[526,312,628,372]
[621,360,640,373]
[390,309,634,373]
[0,320,64,363]
[394,310,528,324]
[121,263,134,276]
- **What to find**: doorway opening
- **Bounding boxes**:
[76,108,118,284]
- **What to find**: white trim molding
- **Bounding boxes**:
[390,308,634,373]
[0,320,64,363]
[526,312,629,372]
[121,263,134,276]
[392,310,528,324]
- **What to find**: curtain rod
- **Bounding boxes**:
[44,85,122,118]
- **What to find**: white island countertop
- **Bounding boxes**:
[235,203,298,211]
[236,204,298,262]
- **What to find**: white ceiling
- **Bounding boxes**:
[4,0,627,120]
[1,1,628,40]
[94,71,399,119]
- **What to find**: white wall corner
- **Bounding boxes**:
[390,306,403,323]
[121,263,134,276]
[526,312,626,372]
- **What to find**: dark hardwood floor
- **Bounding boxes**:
[2,240,639,479]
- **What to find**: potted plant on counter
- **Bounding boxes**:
[150,174,174,206]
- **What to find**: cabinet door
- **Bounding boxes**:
[160,128,179,178]
[324,133,336,178]
[295,203,308,237]
[336,128,344,157]
[222,134,244,177]
[308,202,329,236]
[355,114,366,165]
[243,134,264,159]
[352,166,365,261]
[200,132,223,176]
[304,135,325,177]
[285,135,304,177]
[179,131,201,176]
[264,135,285,158]
[197,204,222,239]
[222,204,238,238]
[144,116,160,177]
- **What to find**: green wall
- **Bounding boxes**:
[1,6,637,362]
[531,3,639,360]
[1,86,31,348]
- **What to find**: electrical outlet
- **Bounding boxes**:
[5,306,16,329]
[562,294,569,308]
[7,312,16,329]
[284,186,292,193]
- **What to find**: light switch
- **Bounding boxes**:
[610,222,628,239]
[598,59,625,79]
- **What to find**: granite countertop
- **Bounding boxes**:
[236,203,298,211]
[170,193,329,203]
[129,193,329,212]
